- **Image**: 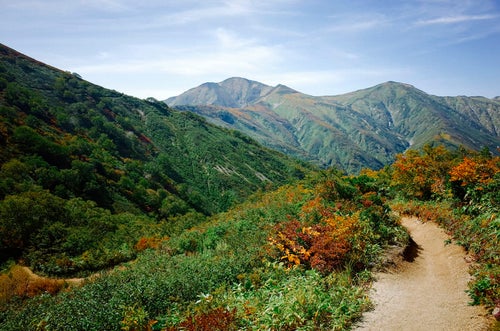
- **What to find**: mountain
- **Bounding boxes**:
[0,44,310,273]
[165,77,275,108]
[166,78,500,173]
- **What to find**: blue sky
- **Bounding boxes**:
[2,0,500,99]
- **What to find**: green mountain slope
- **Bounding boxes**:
[166,78,500,173]
[0,45,308,212]
[326,82,500,154]
[0,44,309,273]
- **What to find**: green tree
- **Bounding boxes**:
[0,191,66,252]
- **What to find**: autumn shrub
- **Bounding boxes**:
[0,265,64,306]
[318,176,357,202]
[134,236,165,252]
[390,145,456,200]
[270,175,407,274]
[165,307,237,331]
[270,215,355,274]
[449,156,500,197]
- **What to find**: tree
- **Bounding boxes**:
[449,155,500,203]
[0,191,66,252]
[391,145,455,200]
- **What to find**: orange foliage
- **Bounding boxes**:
[359,168,379,178]
[391,145,455,199]
[134,236,166,252]
[449,156,500,188]
[285,184,313,204]
[270,195,360,274]
[0,266,65,304]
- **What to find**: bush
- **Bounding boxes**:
[164,307,237,331]
[176,264,371,330]
[0,266,64,306]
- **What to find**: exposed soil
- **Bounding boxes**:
[0,265,88,304]
[354,217,495,331]
[19,266,86,286]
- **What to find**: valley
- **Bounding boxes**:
[0,44,498,330]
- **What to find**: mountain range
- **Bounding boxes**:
[166,77,500,173]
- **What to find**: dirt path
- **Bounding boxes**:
[354,217,493,331]
[18,266,86,285]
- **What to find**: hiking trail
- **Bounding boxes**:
[354,217,494,331]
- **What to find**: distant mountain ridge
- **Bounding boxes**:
[166,78,500,173]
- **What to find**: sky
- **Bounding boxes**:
[1,0,500,99]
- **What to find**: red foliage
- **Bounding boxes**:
[134,236,166,252]
[165,307,237,331]
[270,215,354,274]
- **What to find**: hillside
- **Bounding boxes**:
[0,44,309,275]
[166,78,500,173]
[1,45,498,330]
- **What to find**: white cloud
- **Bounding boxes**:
[325,17,389,33]
[162,1,252,25]
[72,29,282,78]
[416,14,497,25]
[161,46,279,76]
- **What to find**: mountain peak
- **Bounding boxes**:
[273,84,298,93]
[383,81,415,88]
[166,77,274,107]
[220,77,266,86]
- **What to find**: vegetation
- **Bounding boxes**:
[371,145,500,309]
[167,78,500,173]
[0,44,308,276]
[0,44,498,330]
[0,169,407,330]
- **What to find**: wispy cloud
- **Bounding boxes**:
[323,10,390,33]
[325,18,389,33]
[72,29,282,78]
[161,0,259,25]
[416,14,497,25]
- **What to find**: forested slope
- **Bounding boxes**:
[0,44,308,275]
